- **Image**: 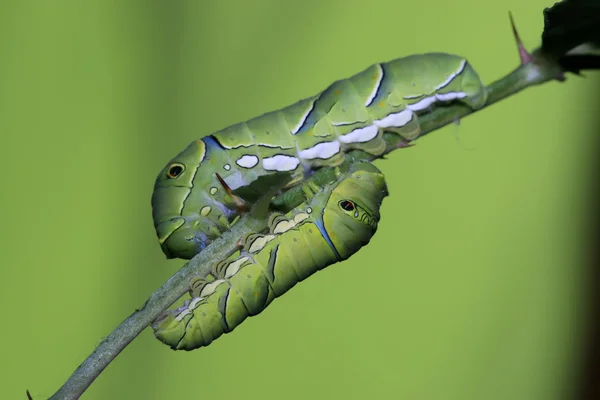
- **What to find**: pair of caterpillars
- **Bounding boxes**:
[151,52,488,350]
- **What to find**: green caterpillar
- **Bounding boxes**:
[152,52,487,259]
[152,162,388,351]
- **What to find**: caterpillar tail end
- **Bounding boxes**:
[152,309,187,351]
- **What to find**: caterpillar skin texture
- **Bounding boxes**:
[152,52,487,259]
[152,162,388,351]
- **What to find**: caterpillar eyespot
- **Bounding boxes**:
[339,200,355,211]
[152,52,487,260]
[152,162,388,351]
[167,163,185,179]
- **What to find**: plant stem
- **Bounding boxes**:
[48,50,564,400]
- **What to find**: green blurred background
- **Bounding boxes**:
[1,1,598,399]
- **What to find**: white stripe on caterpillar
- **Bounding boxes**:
[262,155,300,171]
[338,125,379,144]
[374,110,413,128]
[236,155,259,168]
[298,141,341,160]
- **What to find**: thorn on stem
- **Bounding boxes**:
[215,173,249,213]
[509,11,533,65]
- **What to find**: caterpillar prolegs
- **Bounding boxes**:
[152,52,487,259]
[152,162,388,351]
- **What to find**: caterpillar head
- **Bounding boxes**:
[457,64,488,110]
[321,162,388,259]
[151,140,208,259]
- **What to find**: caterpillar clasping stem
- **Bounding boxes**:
[396,139,415,150]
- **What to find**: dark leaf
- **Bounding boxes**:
[541,0,600,59]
